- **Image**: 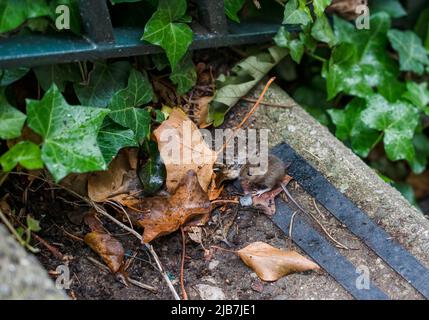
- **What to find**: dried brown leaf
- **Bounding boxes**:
[127,170,211,243]
[237,241,320,281]
[84,231,125,273]
[88,150,140,202]
[154,108,217,193]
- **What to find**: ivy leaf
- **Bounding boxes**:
[0,141,43,172]
[402,81,429,113]
[408,133,429,174]
[0,0,50,33]
[326,13,396,100]
[387,29,429,75]
[0,68,29,86]
[26,84,110,182]
[108,69,153,142]
[311,14,336,46]
[142,0,192,69]
[169,54,197,95]
[97,119,138,165]
[0,89,26,140]
[371,0,406,18]
[282,0,312,26]
[313,0,331,17]
[224,0,246,23]
[34,63,81,92]
[332,15,355,44]
[328,98,379,157]
[74,61,131,108]
[274,27,304,63]
[361,94,420,162]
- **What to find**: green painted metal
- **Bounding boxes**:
[0,0,283,68]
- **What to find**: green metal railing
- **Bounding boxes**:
[0,0,283,69]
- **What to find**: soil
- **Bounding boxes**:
[1,99,424,300]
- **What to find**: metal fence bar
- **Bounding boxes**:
[78,0,115,44]
[196,0,228,34]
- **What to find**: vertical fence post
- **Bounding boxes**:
[196,0,228,34]
[78,0,115,44]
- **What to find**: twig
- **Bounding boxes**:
[180,227,188,300]
[288,211,298,250]
[127,277,158,293]
[312,198,326,220]
[210,199,239,205]
[280,183,350,250]
[32,233,64,260]
[217,77,276,155]
[7,171,181,300]
[240,97,296,109]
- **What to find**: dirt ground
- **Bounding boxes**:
[0,100,425,300]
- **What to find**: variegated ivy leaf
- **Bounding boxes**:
[26,84,110,181]
[282,0,312,26]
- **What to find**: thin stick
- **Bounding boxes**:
[281,183,350,250]
[312,198,326,220]
[240,97,296,109]
[288,211,298,250]
[0,208,26,245]
[217,77,276,155]
[7,171,180,300]
[180,227,188,300]
[210,199,239,205]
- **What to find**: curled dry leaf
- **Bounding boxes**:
[153,108,217,193]
[124,170,211,243]
[84,231,125,273]
[88,149,140,202]
[327,0,368,20]
[237,241,320,281]
[241,175,293,216]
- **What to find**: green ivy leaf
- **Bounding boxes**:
[408,133,429,174]
[26,84,110,181]
[74,61,131,108]
[0,141,43,172]
[371,0,406,18]
[361,94,420,162]
[282,0,312,26]
[402,81,429,113]
[170,54,197,95]
[274,27,304,63]
[108,69,153,142]
[332,15,355,44]
[0,0,50,33]
[224,0,246,23]
[328,98,379,157]
[313,0,331,17]
[34,63,81,92]
[142,0,192,69]
[0,68,30,86]
[387,29,429,75]
[326,13,396,100]
[97,118,138,164]
[311,14,336,46]
[0,89,27,140]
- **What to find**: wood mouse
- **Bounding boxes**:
[239,154,286,196]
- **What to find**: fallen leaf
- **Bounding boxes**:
[327,0,368,20]
[187,226,203,244]
[241,175,293,216]
[154,108,217,193]
[126,170,211,243]
[237,241,319,281]
[193,95,213,127]
[88,149,140,202]
[84,231,125,273]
